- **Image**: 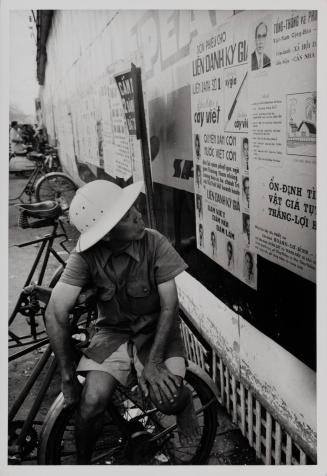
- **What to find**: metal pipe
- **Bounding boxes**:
[8,345,52,422]
[15,356,57,449]
[131,63,156,229]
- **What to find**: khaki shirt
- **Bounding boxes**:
[60,228,188,363]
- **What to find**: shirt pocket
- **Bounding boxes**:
[95,280,116,302]
[126,279,160,316]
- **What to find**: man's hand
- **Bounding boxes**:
[139,361,181,404]
[61,375,82,408]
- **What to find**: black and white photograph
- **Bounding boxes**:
[242,212,251,246]
[3,3,325,472]
[242,175,250,209]
[226,239,234,271]
[194,133,201,161]
[251,20,271,70]
[241,137,249,171]
[210,230,217,258]
[196,193,203,219]
[196,164,202,188]
[243,249,255,285]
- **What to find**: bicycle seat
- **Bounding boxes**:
[27,152,45,162]
[17,201,62,219]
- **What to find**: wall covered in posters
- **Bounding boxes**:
[42,10,233,191]
[190,10,316,286]
[38,10,317,455]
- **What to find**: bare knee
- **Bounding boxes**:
[78,372,116,421]
[78,388,107,421]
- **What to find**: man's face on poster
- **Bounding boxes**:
[243,178,249,201]
[243,140,249,160]
[245,252,253,274]
[199,224,203,242]
[255,23,267,55]
[211,232,216,249]
[195,134,200,158]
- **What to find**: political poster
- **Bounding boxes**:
[114,70,144,182]
[249,10,317,283]
[190,10,317,287]
[191,13,257,289]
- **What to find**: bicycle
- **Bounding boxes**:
[8,201,97,463]
[9,200,70,348]
[9,151,77,208]
[37,357,219,465]
[9,268,218,465]
[8,287,98,464]
[9,292,218,466]
[41,146,61,172]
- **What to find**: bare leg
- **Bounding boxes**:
[175,386,201,446]
[75,371,117,464]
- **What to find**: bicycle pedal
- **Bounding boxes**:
[8,445,22,464]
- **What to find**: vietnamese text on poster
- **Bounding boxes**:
[190,10,317,286]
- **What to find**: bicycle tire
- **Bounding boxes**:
[35,172,77,210]
[38,367,218,465]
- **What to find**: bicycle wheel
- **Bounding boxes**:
[38,367,218,465]
[35,172,77,210]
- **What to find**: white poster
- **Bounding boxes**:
[108,72,133,181]
[98,73,116,177]
[96,61,144,182]
[191,14,257,289]
[191,10,317,287]
[249,10,317,283]
[114,70,144,182]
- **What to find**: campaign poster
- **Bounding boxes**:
[191,10,317,287]
[191,14,257,289]
[91,61,144,182]
[248,10,317,283]
[97,72,116,177]
[114,71,144,182]
[108,73,133,181]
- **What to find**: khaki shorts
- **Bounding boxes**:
[77,341,186,387]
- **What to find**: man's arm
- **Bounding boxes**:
[45,282,83,406]
[139,279,181,404]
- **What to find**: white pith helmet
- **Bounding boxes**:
[69,180,144,252]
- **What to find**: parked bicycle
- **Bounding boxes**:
[9,201,70,348]
[9,150,77,208]
[8,286,97,464]
[8,200,97,464]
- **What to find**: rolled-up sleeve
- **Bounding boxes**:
[153,234,188,284]
[59,251,91,288]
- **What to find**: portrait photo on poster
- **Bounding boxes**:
[251,19,272,71]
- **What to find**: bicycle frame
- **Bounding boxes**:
[8,344,57,463]
[9,159,45,204]
[8,220,68,348]
[8,305,96,463]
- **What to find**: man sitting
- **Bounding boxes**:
[45,179,199,464]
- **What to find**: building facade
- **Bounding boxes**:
[36,9,317,464]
